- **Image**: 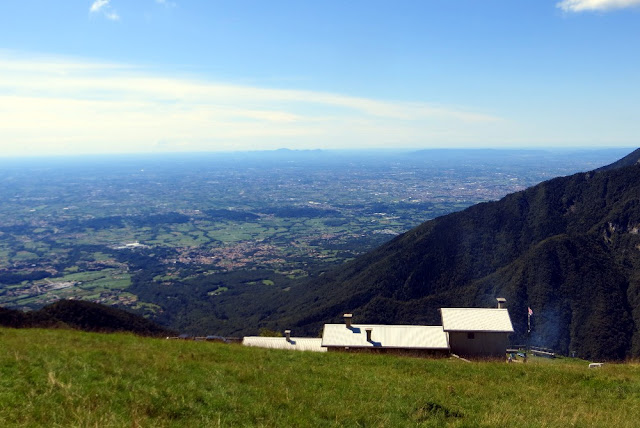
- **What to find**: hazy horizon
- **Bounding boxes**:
[1,1,639,156]
[0,146,637,161]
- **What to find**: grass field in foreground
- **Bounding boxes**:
[1,328,639,427]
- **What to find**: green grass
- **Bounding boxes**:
[207,286,228,296]
[22,241,48,252]
[12,251,38,262]
[0,249,10,266]
[1,328,639,427]
[48,269,130,290]
[53,269,115,283]
[0,269,132,308]
[90,275,131,290]
[91,252,113,262]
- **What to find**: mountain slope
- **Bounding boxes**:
[269,149,640,360]
[0,300,174,336]
[596,147,640,172]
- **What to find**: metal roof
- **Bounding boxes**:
[242,336,327,352]
[440,308,514,333]
[321,324,450,349]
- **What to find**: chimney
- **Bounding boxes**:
[285,330,291,342]
[344,313,353,328]
[365,328,372,342]
[497,298,506,309]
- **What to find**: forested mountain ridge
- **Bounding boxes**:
[270,149,640,360]
[0,300,174,337]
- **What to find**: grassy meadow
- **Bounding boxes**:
[1,327,639,427]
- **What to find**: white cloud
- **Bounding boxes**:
[155,0,177,7]
[557,0,640,12]
[90,0,110,13]
[0,53,507,157]
[90,0,120,21]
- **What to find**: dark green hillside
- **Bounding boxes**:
[264,149,640,360]
[0,300,174,337]
[596,147,640,172]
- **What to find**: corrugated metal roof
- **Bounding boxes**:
[242,337,327,352]
[321,324,450,349]
[440,308,514,333]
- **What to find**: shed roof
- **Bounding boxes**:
[321,324,449,349]
[242,336,327,352]
[440,308,514,333]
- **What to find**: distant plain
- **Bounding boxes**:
[0,149,632,332]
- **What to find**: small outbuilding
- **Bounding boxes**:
[321,314,450,357]
[242,330,327,353]
[440,301,514,359]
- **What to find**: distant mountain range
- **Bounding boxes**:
[266,148,640,360]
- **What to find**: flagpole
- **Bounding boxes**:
[526,307,532,360]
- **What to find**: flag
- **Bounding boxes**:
[528,307,533,316]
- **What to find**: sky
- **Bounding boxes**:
[0,0,639,157]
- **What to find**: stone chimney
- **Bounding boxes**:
[344,313,353,328]
[365,328,372,342]
[497,298,506,309]
[285,330,291,342]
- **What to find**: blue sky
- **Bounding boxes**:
[0,0,639,156]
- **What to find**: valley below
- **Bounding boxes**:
[0,148,636,349]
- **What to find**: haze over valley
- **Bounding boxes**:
[0,149,633,339]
